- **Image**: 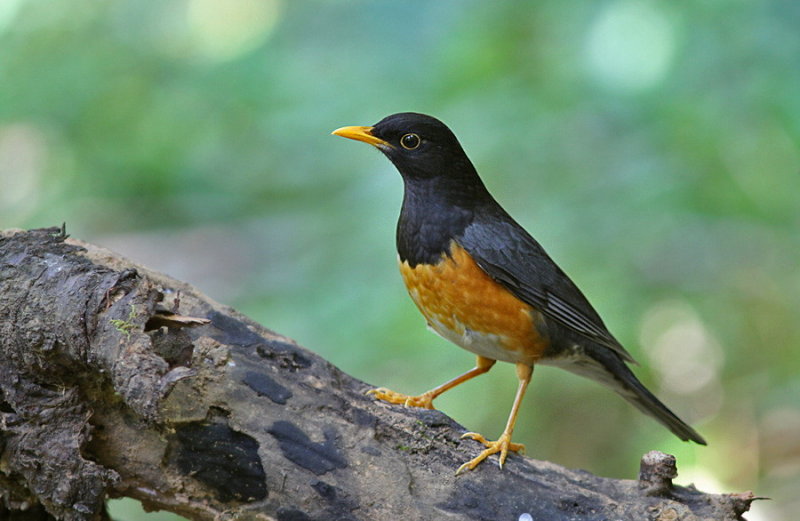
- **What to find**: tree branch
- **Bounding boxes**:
[0,227,755,521]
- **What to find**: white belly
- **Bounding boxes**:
[425,314,529,364]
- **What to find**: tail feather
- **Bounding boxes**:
[543,345,707,445]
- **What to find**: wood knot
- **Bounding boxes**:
[638,450,677,496]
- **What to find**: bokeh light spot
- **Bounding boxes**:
[586,1,676,92]
[0,0,23,33]
[0,123,46,220]
[676,466,725,493]
[640,300,724,396]
[187,0,282,63]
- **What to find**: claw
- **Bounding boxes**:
[366,387,435,409]
[460,432,489,444]
[456,432,525,474]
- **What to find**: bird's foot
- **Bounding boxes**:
[366,387,436,409]
[456,431,525,474]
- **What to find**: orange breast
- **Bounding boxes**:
[398,242,548,364]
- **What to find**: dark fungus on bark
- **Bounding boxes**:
[168,420,268,502]
[267,421,348,476]
[243,371,293,405]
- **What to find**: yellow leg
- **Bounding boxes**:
[457,363,533,474]
[367,356,496,409]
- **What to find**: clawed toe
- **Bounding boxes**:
[456,432,525,474]
[366,387,435,409]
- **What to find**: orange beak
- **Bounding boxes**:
[331,125,390,147]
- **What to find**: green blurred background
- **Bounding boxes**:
[1,1,797,519]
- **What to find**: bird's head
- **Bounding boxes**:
[332,112,474,182]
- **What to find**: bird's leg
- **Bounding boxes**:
[367,356,496,409]
[457,363,533,474]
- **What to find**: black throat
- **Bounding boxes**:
[396,175,492,267]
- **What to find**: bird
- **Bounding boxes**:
[332,112,706,474]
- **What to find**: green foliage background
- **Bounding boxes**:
[1,1,797,520]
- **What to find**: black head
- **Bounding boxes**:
[333,112,478,182]
[334,112,498,264]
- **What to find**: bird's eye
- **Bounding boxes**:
[400,133,421,150]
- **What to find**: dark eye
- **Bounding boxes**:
[400,133,420,150]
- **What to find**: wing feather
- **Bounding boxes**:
[459,211,636,364]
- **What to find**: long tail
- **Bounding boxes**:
[544,345,707,445]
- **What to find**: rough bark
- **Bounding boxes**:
[0,227,756,521]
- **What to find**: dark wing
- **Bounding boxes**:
[458,208,636,364]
